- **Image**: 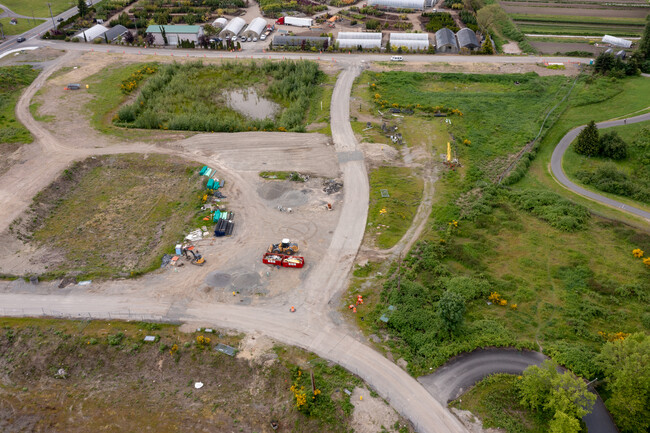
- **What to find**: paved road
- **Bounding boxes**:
[551,112,650,222]
[0,53,469,433]
[418,348,618,433]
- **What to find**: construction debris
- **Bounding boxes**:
[323,179,343,194]
[161,254,173,267]
[215,343,237,356]
[143,336,156,342]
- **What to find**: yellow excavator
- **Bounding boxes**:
[267,238,299,255]
[182,245,206,266]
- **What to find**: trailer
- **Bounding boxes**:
[276,16,313,27]
[262,252,284,265]
[282,256,304,268]
[261,253,305,268]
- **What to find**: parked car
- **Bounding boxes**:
[240,35,246,42]
[253,37,258,42]
[390,55,404,62]
[57,17,63,22]
[260,34,266,41]
[16,37,26,43]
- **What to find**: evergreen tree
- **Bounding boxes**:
[638,15,650,60]
[77,0,88,18]
[575,121,600,156]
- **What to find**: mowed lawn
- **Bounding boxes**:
[0,17,44,35]
[0,0,72,18]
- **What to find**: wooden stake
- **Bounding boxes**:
[310,371,315,393]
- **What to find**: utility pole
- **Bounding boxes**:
[132,16,138,34]
[48,3,55,29]
[0,23,4,40]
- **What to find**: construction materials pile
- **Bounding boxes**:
[323,179,343,194]
[263,239,304,268]
[199,165,235,237]
[213,210,234,237]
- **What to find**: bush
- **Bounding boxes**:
[365,19,380,30]
[508,189,590,231]
[423,12,458,33]
[576,164,650,204]
[107,332,125,346]
[574,120,600,156]
[600,131,628,160]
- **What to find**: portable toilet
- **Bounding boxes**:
[175,244,182,255]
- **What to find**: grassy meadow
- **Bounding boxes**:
[115,60,324,133]
[0,65,38,146]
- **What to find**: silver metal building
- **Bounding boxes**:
[368,0,426,10]
[337,32,382,49]
[435,27,458,53]
[244,17,268,38]
[219,17,246,38]
[389,32,429,51]
[602,35,632,49]
[456,28,479,51]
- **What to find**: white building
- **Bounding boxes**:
[212,17,228,30]
[602,35,632,49]
[145,25,202,45]
[244,17,268,39]
[74,24,108,42]
[220,17,246,39]
[337,32,382,49]
[368,0,426,9]
[390,32,429,51]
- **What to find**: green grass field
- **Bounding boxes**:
[452,374,550,433]
[562,120,650,209]
[0,17,44,35]
[510,13,646,26]
[114,60,323,133]
[20,154,204,280]
[368,166,424,249]
[349,71,650,380]
[0,0,72,18]
[515,22,643,37]
[0,65,38,147]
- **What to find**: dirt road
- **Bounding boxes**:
[0,52,469,432]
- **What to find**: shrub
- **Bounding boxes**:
[107,332,125,346]
[574,120,600,156]
[600,131,628,160]
[423,12,458,33]
[508,189,590,231]
[576,164,650,204]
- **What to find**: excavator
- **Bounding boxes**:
[182,245,206,266]
[267,238,299,255]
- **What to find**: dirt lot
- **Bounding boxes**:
[0,48,65,67]
[530,41,604,55]
[0,318,409,433]
[367,60,582,76]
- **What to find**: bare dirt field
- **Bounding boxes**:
[368,60,582,76]
[530,41,604,55]
[0,47,65,67]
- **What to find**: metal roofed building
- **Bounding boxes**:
[244,17,268,38]
[602,34,632,49]
[390,32,429,51]
[74,24,108,42]
[219,17,246,38]
[456,28,479,51]
[435,27,458,53]
[145,25,202,45]
[104,25,129,42]
[273,35,331,48]
[368,0,426,10]
[337,31,382,49]
[212,17,228,29]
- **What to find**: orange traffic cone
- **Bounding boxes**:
[290,306,296,313]
[352,307,357,313]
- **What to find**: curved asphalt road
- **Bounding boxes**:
[551,112,650,221]
[418,348,618,433]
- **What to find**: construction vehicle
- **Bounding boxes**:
[182,245,205,266]
[268,238,299,255]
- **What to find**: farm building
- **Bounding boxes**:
[389,32,429,51]
[244,17,268,39]
[337,32,382,49]
[145,25,202,45]
[435,27,458,53]
[212,17,228,29]
[456,28,479,51]
[368,0,426,10]
[272,35,331,48]
[220,17,246,39]
[602,35,632,49]
[104,25,129,42]
[74,24,107,42]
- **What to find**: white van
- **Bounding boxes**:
[390,56,403,62]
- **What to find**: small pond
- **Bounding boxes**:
[225,88,280,120]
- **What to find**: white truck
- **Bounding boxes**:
[276,16,313,27]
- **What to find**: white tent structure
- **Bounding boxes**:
[244,17,267,38]
[212,17,228,29]
[368,0,426,9]
[337,32,382,49]
[390,32,429,50]
[220,17,246,38]
[602,35,632,49]
[75,24,108,42]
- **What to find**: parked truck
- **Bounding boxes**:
[275,16,313,27]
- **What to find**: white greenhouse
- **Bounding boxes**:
[390,32,429,50]
[602,35,632,49]
[74,24,108,42]
[220,17,246,38]
[244,17,268,38]
[212,17,228,29]
[368,0,426,10]
[337,32,382,49]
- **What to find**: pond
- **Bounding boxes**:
[225,88,280,120]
